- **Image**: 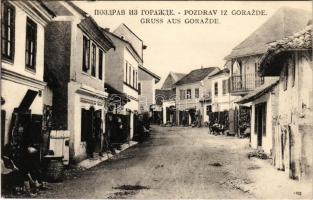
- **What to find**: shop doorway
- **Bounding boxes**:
[81,107,102,157]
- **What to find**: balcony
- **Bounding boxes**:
[229,73,264,95]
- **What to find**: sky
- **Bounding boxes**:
[74,1,311,88]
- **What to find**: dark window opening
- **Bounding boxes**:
[98,49,103,80]
[186,89,191,99]
[214,82,218,96]
[25,17,37,70]
[138,82,141,95]
[1,2,15,61]
[91,43,96,77]
[82,36,90,72]
[195,88,199,98]
[125,62,128,83]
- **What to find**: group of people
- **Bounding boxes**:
[1,132,46,196]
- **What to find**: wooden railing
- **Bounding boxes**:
[230,74,264,93]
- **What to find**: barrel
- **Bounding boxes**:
[43,156,64,182]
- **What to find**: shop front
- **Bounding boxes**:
[68,83,107,162]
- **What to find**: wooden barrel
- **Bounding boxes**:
[43,156,64,182]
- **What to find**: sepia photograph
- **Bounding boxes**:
[0,0,312,199]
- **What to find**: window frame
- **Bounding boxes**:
[91,43,96,77]
[138,82,141,95]
[125,61,128,83]
[1,2,15,62]
[214,82,218,96]
[195,88,199,98]
[82,35,90,72]
[98,49,103,80]
[25,17,37,71]
[222,80,228,95]
[186,89,192,99]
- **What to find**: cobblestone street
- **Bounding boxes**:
[35,126,312,199]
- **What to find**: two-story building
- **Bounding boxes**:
[174,67,219,126]
[258,24,312,181]
[1,1,54,153]
[43,1,114,162]
[138,66,160,114]
[102,24,146,140]
[208,68,238,129]
[225,7,311,135]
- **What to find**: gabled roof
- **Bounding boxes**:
[102,28,143,63]
[225,7,311,60]
[209,68,229,78]
[236,80,279,104]
[78,17,115,50]
[161,72,186,90]
[43,1,114,50]
[171,72,186,83]
[174,67,219,86]
[259,25,312,76]
[155,89,176,105]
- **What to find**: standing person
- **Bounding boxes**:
[103,114,115,154]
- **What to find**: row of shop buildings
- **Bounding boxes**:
[1,1,160,164]
[156,7,312,181]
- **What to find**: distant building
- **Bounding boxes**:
[138,66,160,115]
[102,24,146,139]
[174,67,220,126]
[207,68,239,130]
[161,72,186,90]
[258,24,312,181]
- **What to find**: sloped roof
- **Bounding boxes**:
[78,17,115,50]
[225,7,311,60]
[259,25,312,75]
[102,28,143,62]
[174,67,219,86]
[236,80,279,104]
[208,68,229,78]
[171,72,186,82]
[155,89,176,105]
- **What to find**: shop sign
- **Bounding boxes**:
[80,97,104,106]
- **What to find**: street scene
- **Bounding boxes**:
[15,126,313,199]
[1,0,312,199]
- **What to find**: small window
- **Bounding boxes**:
[133,69,135,87]
[214,82,218,96]
[25,17,37,70]
[186,89,191,99]
[129,65,132,85]
[125,62,128,83]
[82,36,90,72]
[98,49,103,80]
[138,82,141,95]
[195,88,199,98]
[91,43,96,77]
[222,80,228,95]
[180,90,185,100]
[135,70,138,89]
[1,2,15,61]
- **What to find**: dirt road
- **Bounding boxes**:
[36,126,312,199]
